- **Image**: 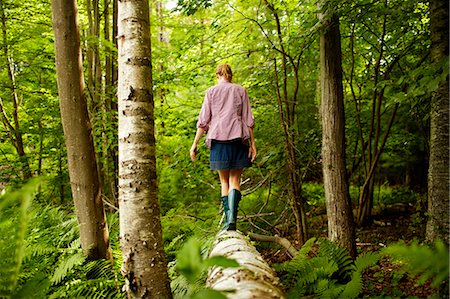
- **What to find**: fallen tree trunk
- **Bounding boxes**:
[206,230,286,299]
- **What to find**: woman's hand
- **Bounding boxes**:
[248,143,257,162]
[190,143,198,161]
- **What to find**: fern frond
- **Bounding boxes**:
[276,237,373,299]
[298,237,317,257]
[50,278,125,299]
[354,252,379,273]
[0,178,41,298]
[317,278,345,299]
[51,252,86,284]
[317,238,355,280]
[382,239,449,287]
[340,270,362,299]
[85,259,116,280]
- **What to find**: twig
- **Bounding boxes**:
[257,174,272,214]
[238,212,275,220]
[102,196,119,212]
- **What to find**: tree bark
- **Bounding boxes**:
[267,0,308,245]
[51,0,112,261]
[102,0,117,203]
[273,58,307,245]
[0,0,32,180]
[319,5,356,258]
[117,0,172,298]
[207,230,286,299]
[426,0,449,245]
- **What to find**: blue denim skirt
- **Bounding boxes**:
[210,138,252,170]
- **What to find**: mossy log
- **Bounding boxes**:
[206,230,286,299]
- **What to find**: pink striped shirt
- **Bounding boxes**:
[196,81,255,149]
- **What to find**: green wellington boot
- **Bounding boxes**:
[226,189,241,231]
[221,195,231,230]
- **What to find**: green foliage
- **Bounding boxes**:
[0,0,438,297]
[50,252,86,285]
[374,186,418,205]
[302,183,326,207]
[0,178,42,299]
[274,238,379,299]
[175,0,213,15]
[172,237,238,299]
[0,179,125,299]
[382,240,449,288]
[48,258,124,299]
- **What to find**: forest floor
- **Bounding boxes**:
[260,203,440,298]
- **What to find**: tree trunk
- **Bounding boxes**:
[349,3,399,227]
[156,1,166,135]
[319,5,356,258]
[207,230,286,299]
[266,0,308,244]
[51,0,112,261]
[0,0,32,180]
[426,0,449,245]
[117,0,172,298]
[102,0,117,203]
[273,58,307,245]
[111,0,119,202]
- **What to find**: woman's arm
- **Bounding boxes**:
[190,127,205,161]
[248,127,257,162]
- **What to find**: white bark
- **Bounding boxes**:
[207,230,286,299]
[117,0,172,297]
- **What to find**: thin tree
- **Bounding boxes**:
[265,0,309,244]
[51,0,112,260]
[0,0,31,180]
[426,0,449,245]
[117,0,172,297]
[319,2,356,258]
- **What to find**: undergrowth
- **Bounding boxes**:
[0,179,125,299]
[274,237,379,299]
[1,179,447,298]
[274,237,449,298]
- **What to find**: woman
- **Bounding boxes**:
[190,64,257,231]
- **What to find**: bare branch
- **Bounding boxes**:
[244,231,299,257]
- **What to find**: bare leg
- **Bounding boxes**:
[229,169,243,192]
[218,170,230,196]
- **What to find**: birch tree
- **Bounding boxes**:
[319,2,356,258]
[51,0,112,260]
[117,0,172,297]
[207,230,286,299]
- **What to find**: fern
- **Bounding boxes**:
[0,178,42,299]
[46,257,124,299]
[51,252,86,284]
[0,183,126,299]
[382,239,449,288]
[317,238,355,281]
[274,237,380,299]
[340,252,379,298]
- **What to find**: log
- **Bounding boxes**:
[206,230,286,299]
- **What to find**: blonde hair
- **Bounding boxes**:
[215,64,233,82]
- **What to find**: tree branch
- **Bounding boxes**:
[244,231,299,257]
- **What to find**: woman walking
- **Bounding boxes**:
[190,64,256,230]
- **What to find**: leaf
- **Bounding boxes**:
[51,252,86,284]
[204,256,239,269]
[191,288,228,299]
[176,238,204,283]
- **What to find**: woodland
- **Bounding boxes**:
[0,0,448,298]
